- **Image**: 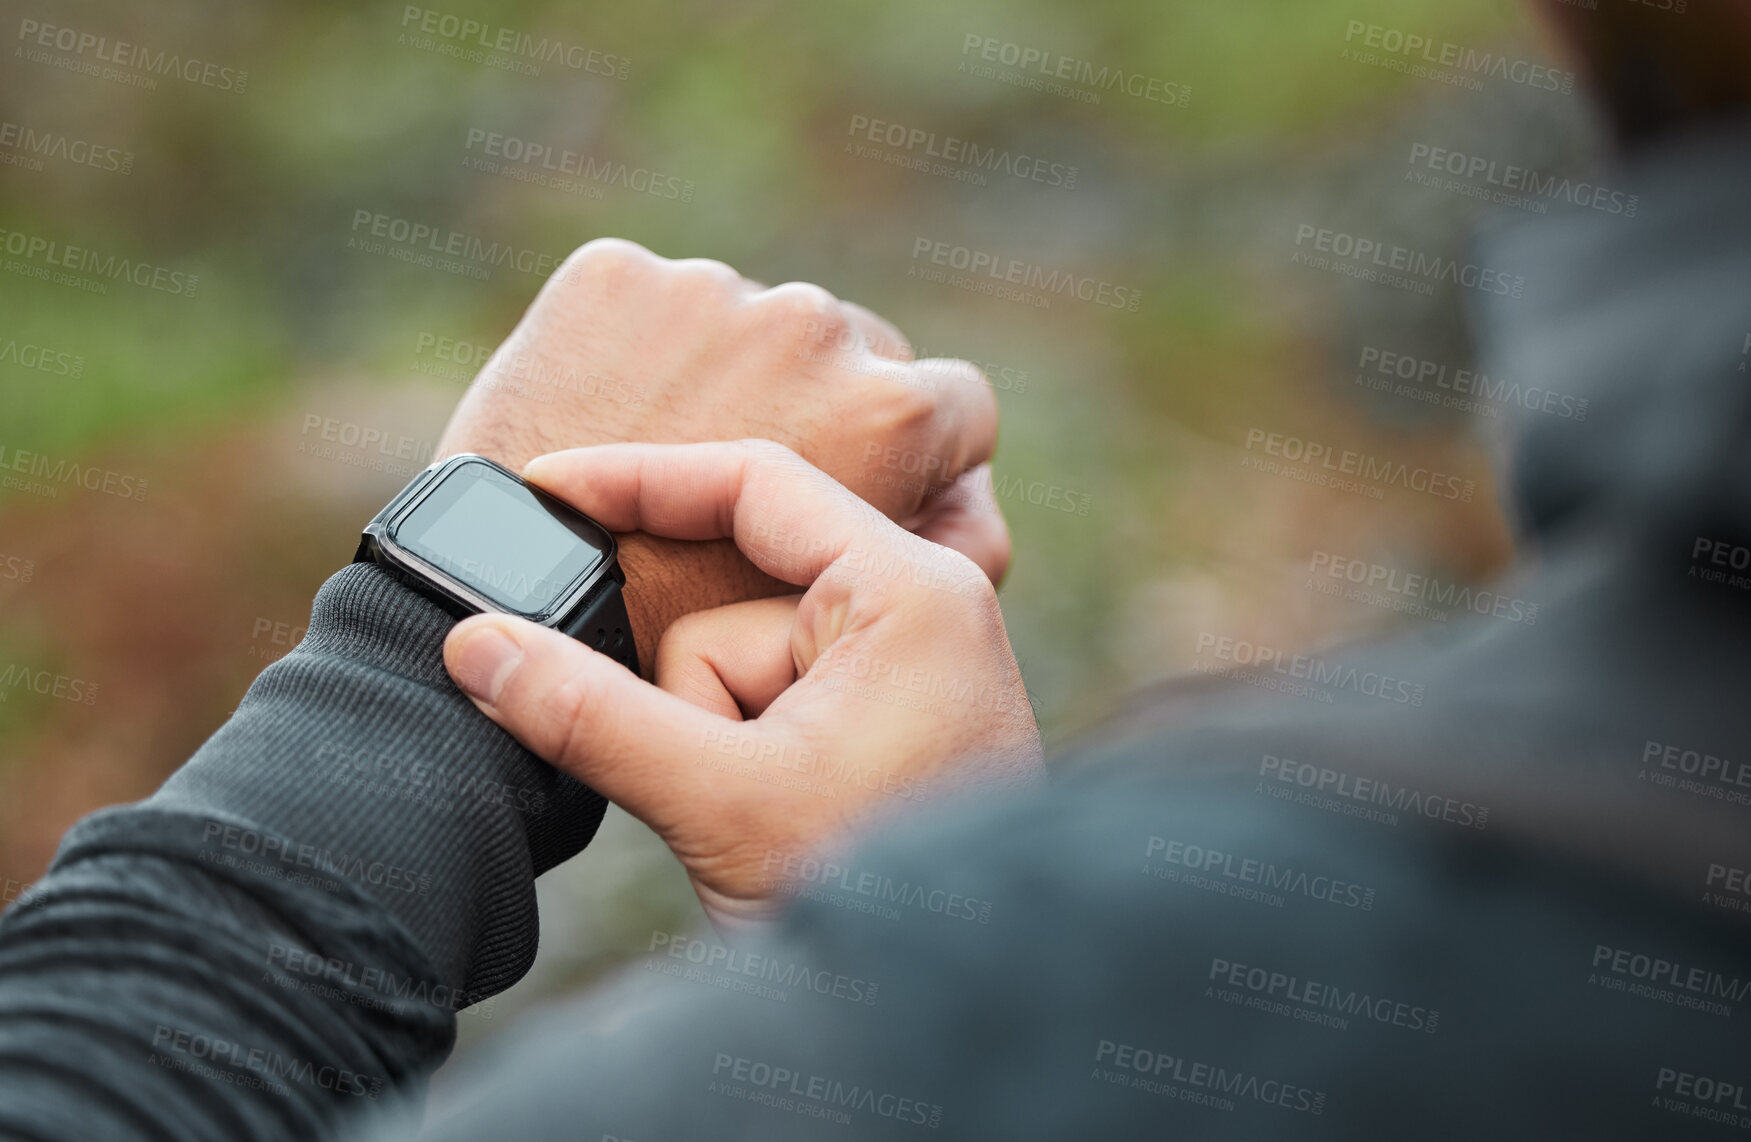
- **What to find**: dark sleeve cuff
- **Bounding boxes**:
[145,562,608,997]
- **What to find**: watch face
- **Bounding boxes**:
[388,457,609,618]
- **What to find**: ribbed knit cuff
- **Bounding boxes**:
[147,563,608,998]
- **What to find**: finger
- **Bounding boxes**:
[838,299,913,362]
[523,440,905,586]
[445,614,730,831]
[655,596,802,719]
[903,465,1013,586]
[899,357,1000,487]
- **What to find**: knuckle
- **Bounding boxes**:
[734,439,833,522]
[658,608,714,657]
[909,540,998,607]
[670,257,744,291]
[753,282,849,342]
[736,437,804,469]
[541,672,600,767]
[918,357,996,424]
[653,633,718,698]
[864,376,941,439]
[553,237,657,291]
[919,356,986,388]
[843,301,912,361]
[867,326,912,362]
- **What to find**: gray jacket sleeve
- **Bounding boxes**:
[0,564,608,1141]
[366,770,1751,1142]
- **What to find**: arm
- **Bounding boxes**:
[0,564,574,1140]
[363,773,1751,1142]
[0,242,1003,1139]
[387,441,1751,1141]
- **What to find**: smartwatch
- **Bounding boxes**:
[354,453,639,674]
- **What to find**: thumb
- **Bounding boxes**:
[445,614,732,827]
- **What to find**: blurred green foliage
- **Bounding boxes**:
[2,0,1600,1064]
[5,0,1528,451]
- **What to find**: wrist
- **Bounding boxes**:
[615,533,787,678]
[153,564,609,995]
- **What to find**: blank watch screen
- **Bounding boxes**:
[392,459,607,616]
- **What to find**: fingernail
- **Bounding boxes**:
[451,624,524,706]
[521,453,559,483]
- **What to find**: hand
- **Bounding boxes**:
[434,239,1010,667]
[441,440,1043,932]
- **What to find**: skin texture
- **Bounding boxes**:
[434,238,1012,671]
[443,441,1044,932]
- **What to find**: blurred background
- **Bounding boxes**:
[1,0,1603,1079]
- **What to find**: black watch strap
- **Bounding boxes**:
[559,575,640,675]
